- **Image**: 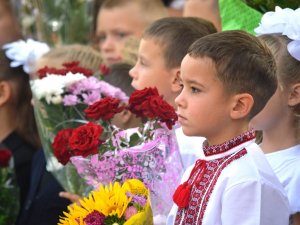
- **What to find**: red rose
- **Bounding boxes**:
[0,148,12,167]
[52,128,73,165]
[147,96,178,129]
[84,97,124,121]
[69,122,103,157]
[128,87,159,117]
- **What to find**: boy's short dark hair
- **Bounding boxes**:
[102,63,134,97]
[188,30,277,119]
[143,17,217,69]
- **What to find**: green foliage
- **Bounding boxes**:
[104,215,126,225]
[244,0,299,13]
[21,0,93,46]
[0,168,19,225]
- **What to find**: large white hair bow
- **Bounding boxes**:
[255,6,300,61]
[2,39,50,74]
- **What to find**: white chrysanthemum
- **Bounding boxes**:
[63,72,86,86]
[31,74,86,104]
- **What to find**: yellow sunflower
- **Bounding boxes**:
[58,179,153,225]
[93,181,131,218]
[122,179,148,197]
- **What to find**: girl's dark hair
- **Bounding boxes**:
[0,49,40,149]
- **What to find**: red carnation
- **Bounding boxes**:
[0,148,12,167]
[52,128,73,165]
[37,66,68,79]
[84,210,105,225]
[69,67,93,77]
[84,97,125,121]
[62,61,80,68]
[128,87,159,117]
[69,122,103,157]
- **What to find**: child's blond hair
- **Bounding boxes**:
[38,44,102,73]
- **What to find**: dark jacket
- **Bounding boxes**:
[2,132,36,211]
[16,149,70,225]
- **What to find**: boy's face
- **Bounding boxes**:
[96,4,145,65]
[129,38,178,106]
[250,88,286,131]
[175,55,234,143]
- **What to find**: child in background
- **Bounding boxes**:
[95,0,167,65]
[167,30,289,225]
[250,7,300,225]
[1,41,70,225]
[129,16,217,169]
[0,48,39,221]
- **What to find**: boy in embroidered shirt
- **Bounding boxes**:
[167,30,290,225]
[129,17,217,169]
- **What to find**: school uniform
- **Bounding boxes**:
[2,132,36,212]
[167,130,290,225]
[265,145,300,216]
[16,149,70,225]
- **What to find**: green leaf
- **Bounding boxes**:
[129,133,141,147]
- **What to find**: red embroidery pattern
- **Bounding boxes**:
[175,149,248,225]
[202,130,255,156]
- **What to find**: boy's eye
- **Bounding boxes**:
[139,58,148,67]
[178,82,184,91]
[96,35,106,44]
[191,86,200,93]
[116,32,129,39]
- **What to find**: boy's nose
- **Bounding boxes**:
[129,65,137,79]
[100,37,114,52]
[175,92,185,108]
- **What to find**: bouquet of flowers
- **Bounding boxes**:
[0,148,19,225]
[52,87,184,224]
[31,61,128,195]
[58,179,153,225]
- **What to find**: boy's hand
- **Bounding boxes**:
[59,191,82,206]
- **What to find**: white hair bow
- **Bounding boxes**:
[255,6,300,61]
[2,39,50,74]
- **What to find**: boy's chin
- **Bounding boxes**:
[130,81,142,90]
[181,128,198,137]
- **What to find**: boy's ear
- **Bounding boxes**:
[288,83,300,106]
[230,93,254,119]
[0,81,12,106]
[171,68,181,93]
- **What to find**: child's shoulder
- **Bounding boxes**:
[221,142,284,190]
